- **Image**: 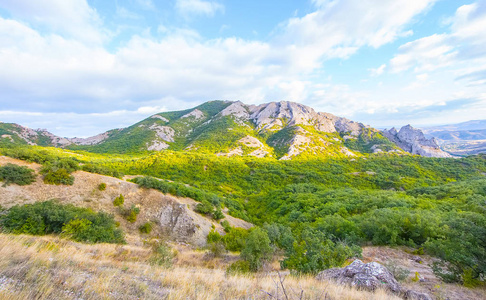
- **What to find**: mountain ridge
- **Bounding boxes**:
[0,100,451,158]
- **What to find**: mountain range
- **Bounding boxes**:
[0,100,451,158]
[421,119,486,156]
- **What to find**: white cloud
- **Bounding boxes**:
[390,0,486,74]
[369,64,386,77]
[280,0,436,62]
[390,34,457,73]
[3,0,485,136]
[175,0,224,17]
[0,0,107,44]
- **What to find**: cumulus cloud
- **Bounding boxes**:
[0,0,107,44]
[175,0,224,17]
[280,0,436,62]
[369,64,386,77]
[390,0,486,75]
[2,0,478,136]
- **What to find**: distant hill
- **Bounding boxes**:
[0,100,451,158]
[421,119,486,156]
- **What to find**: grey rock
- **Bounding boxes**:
[403,290,433,300]
[316,259,431,299]
[411,256,423,264]
[382,125,452,158]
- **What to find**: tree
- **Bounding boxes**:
[241,228,272,271]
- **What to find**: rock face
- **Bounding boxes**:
[316,260,432,300]
[383,125,452,158]
[247,101,367,134]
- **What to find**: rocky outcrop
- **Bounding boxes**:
[147,140,170,151]
[181,109,205,120]
[151,114,169,122]
[219,101,250,120]
[382,125,452,158]
[316,260,432,300]
[149,124,175,143]
[69,130,117,146]
[247,101,367,135]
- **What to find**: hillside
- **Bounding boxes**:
[0,143,485,298]
[1,100,450,158]
[0,156,251,246]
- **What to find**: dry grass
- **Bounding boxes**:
[0,234,401,300]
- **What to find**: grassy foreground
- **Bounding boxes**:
[0,233,400,300]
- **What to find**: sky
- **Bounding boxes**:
[0,0,485,137]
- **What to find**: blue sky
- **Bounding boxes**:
[0,0,485,137]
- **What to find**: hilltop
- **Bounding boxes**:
[1,100,450,158]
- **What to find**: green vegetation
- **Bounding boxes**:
[241,228,272,271]
[1,143,486,284]
[149,240,176,267]
[122,205,140,223]
[0,163,36,186]
[0,201,124,243]
[98,183,106,191]
[139,222,153,234]
[113,194,124,207]
[42,167,74,185]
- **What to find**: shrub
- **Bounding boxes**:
[241,227,273,271]
[223,227,249,252]
[208,241,226,258]
[226,260,250,275]
[0,201,124,243]
[139,222,153,234]
[195,201,213,215]
[122,205,140,223]
[113,194,124,207]
[212,208,224,220]
[149,241,176,267]
[221,220,231,233]
[42,168,74,185]
[98,183,106,191]
[281,229,361,274]
[207,229,223,244]
[0,163,36,186]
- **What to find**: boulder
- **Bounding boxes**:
[403,290,433,300]
[316,259,431,299]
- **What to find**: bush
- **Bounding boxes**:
[42,168,74,185]
[226,260,251,275]
[195,201,213,215]
[207,229,223,244]
[0,163,36,186]
[0,201,124,243]
[223,227,249,252]
[221,220,231,233]
[122,205,140,223]
[212,208,224,220]
[281,229,361,274]
[113,194,124,207]
[241,228,273,271]
[139,222,153,234]
[149,241,176,267]
[208,241,226,258]
[98,183,106,191]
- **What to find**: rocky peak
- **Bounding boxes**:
[219,101,249,119]
[181,109,205,120]
[383,125,451,158]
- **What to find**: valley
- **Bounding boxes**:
[1,101,485,299]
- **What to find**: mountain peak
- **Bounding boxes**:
[0,100,454,158]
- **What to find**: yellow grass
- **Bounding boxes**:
[0,233,401,300]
